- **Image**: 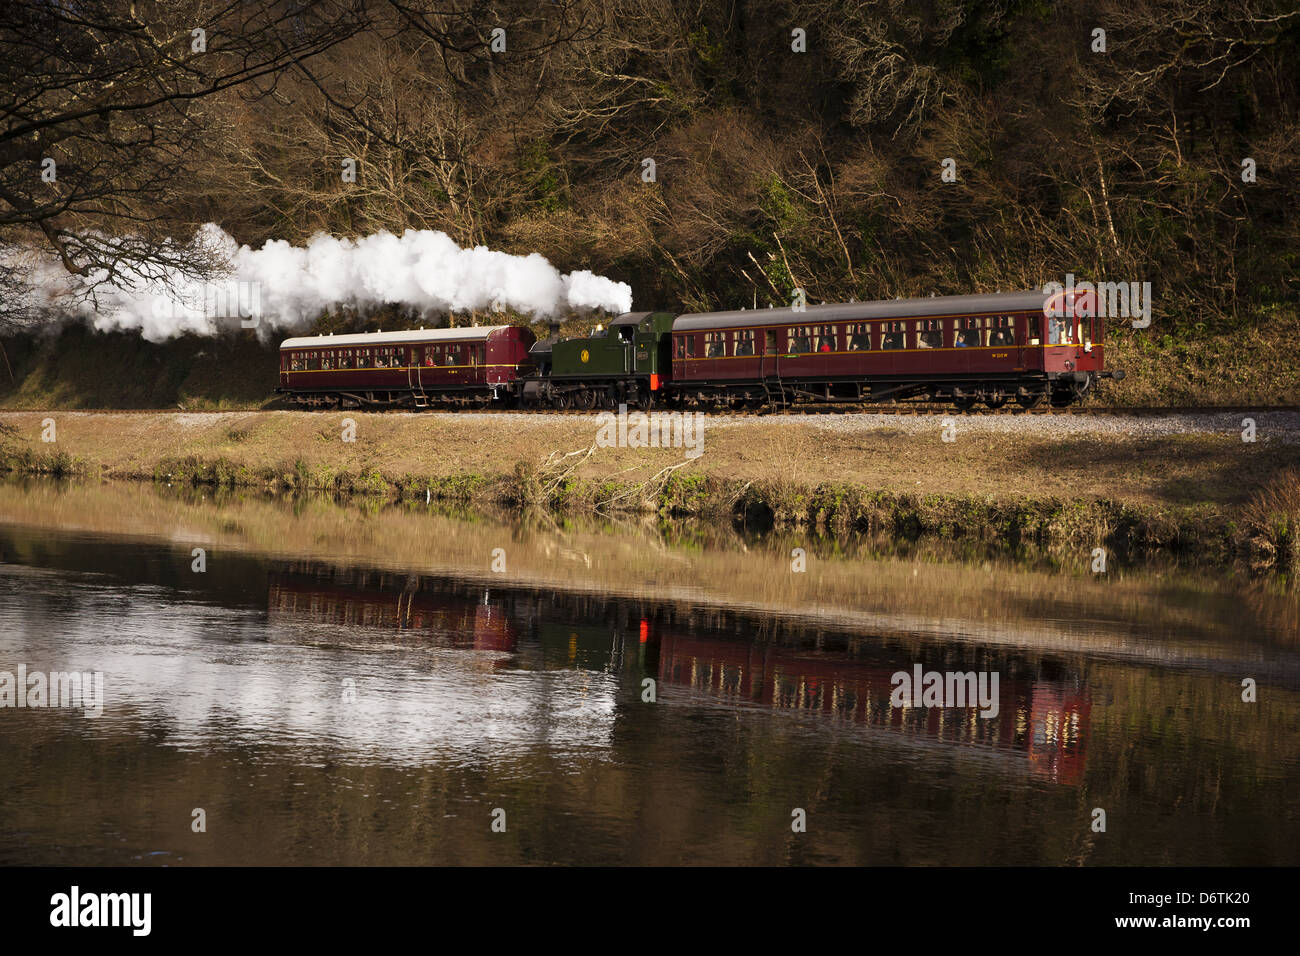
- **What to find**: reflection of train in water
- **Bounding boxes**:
[268,566,517,652]
[265,562,1090,784]
[656,632,1091,785]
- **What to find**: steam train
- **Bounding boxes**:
[277,289,1124,411]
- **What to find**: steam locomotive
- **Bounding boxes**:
[276,289,1124,411]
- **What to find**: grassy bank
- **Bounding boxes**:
[1,409,1298,570]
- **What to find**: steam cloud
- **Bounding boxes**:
[2,223,634,341]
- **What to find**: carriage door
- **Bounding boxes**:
[408,346,421,392]
[761,329,779,380]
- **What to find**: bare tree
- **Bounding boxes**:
[0,0,369,308]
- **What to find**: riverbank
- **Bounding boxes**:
[2,409,1298,569]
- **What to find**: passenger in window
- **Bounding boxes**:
[1048,318,1063,345]
[919,330,941,348]
[882,330,903,350]
[849,332,870,350]
[792,335,812,352]
[736,336,754,356]
[707,339,725,358]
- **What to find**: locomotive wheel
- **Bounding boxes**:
[636,389,653,411]
[576,389,595,410]
[1016,393,1043,409]
[952,395,977,411]
[552,392,571,410]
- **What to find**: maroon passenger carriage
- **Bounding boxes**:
[668,289,1123,409]
[277,325,535,408]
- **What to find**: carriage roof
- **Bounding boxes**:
[671,291,1049,331]
[280,325,517,349]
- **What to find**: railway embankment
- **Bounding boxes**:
[1,409,1298,570]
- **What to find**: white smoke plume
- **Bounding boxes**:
[1,224,634,342]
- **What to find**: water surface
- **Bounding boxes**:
[0,481,1296,865]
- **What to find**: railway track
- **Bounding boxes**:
[8,404,1297,417]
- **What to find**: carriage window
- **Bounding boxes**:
[847,323,872,351]
[955,317,984,347]
[918,319,943,349]
[337,350,351,370]
[815,325,836,353]
[706,332,726,358]
[322,351,334,370]
[356,349,370,369]
[1048,315,1077,345]
[881,322,905,350]
[735,330,756,356]
[445,346,460,366]
[788,327,812,353]
[990,316,1017,347]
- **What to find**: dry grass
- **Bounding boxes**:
[2,409,1298,564]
